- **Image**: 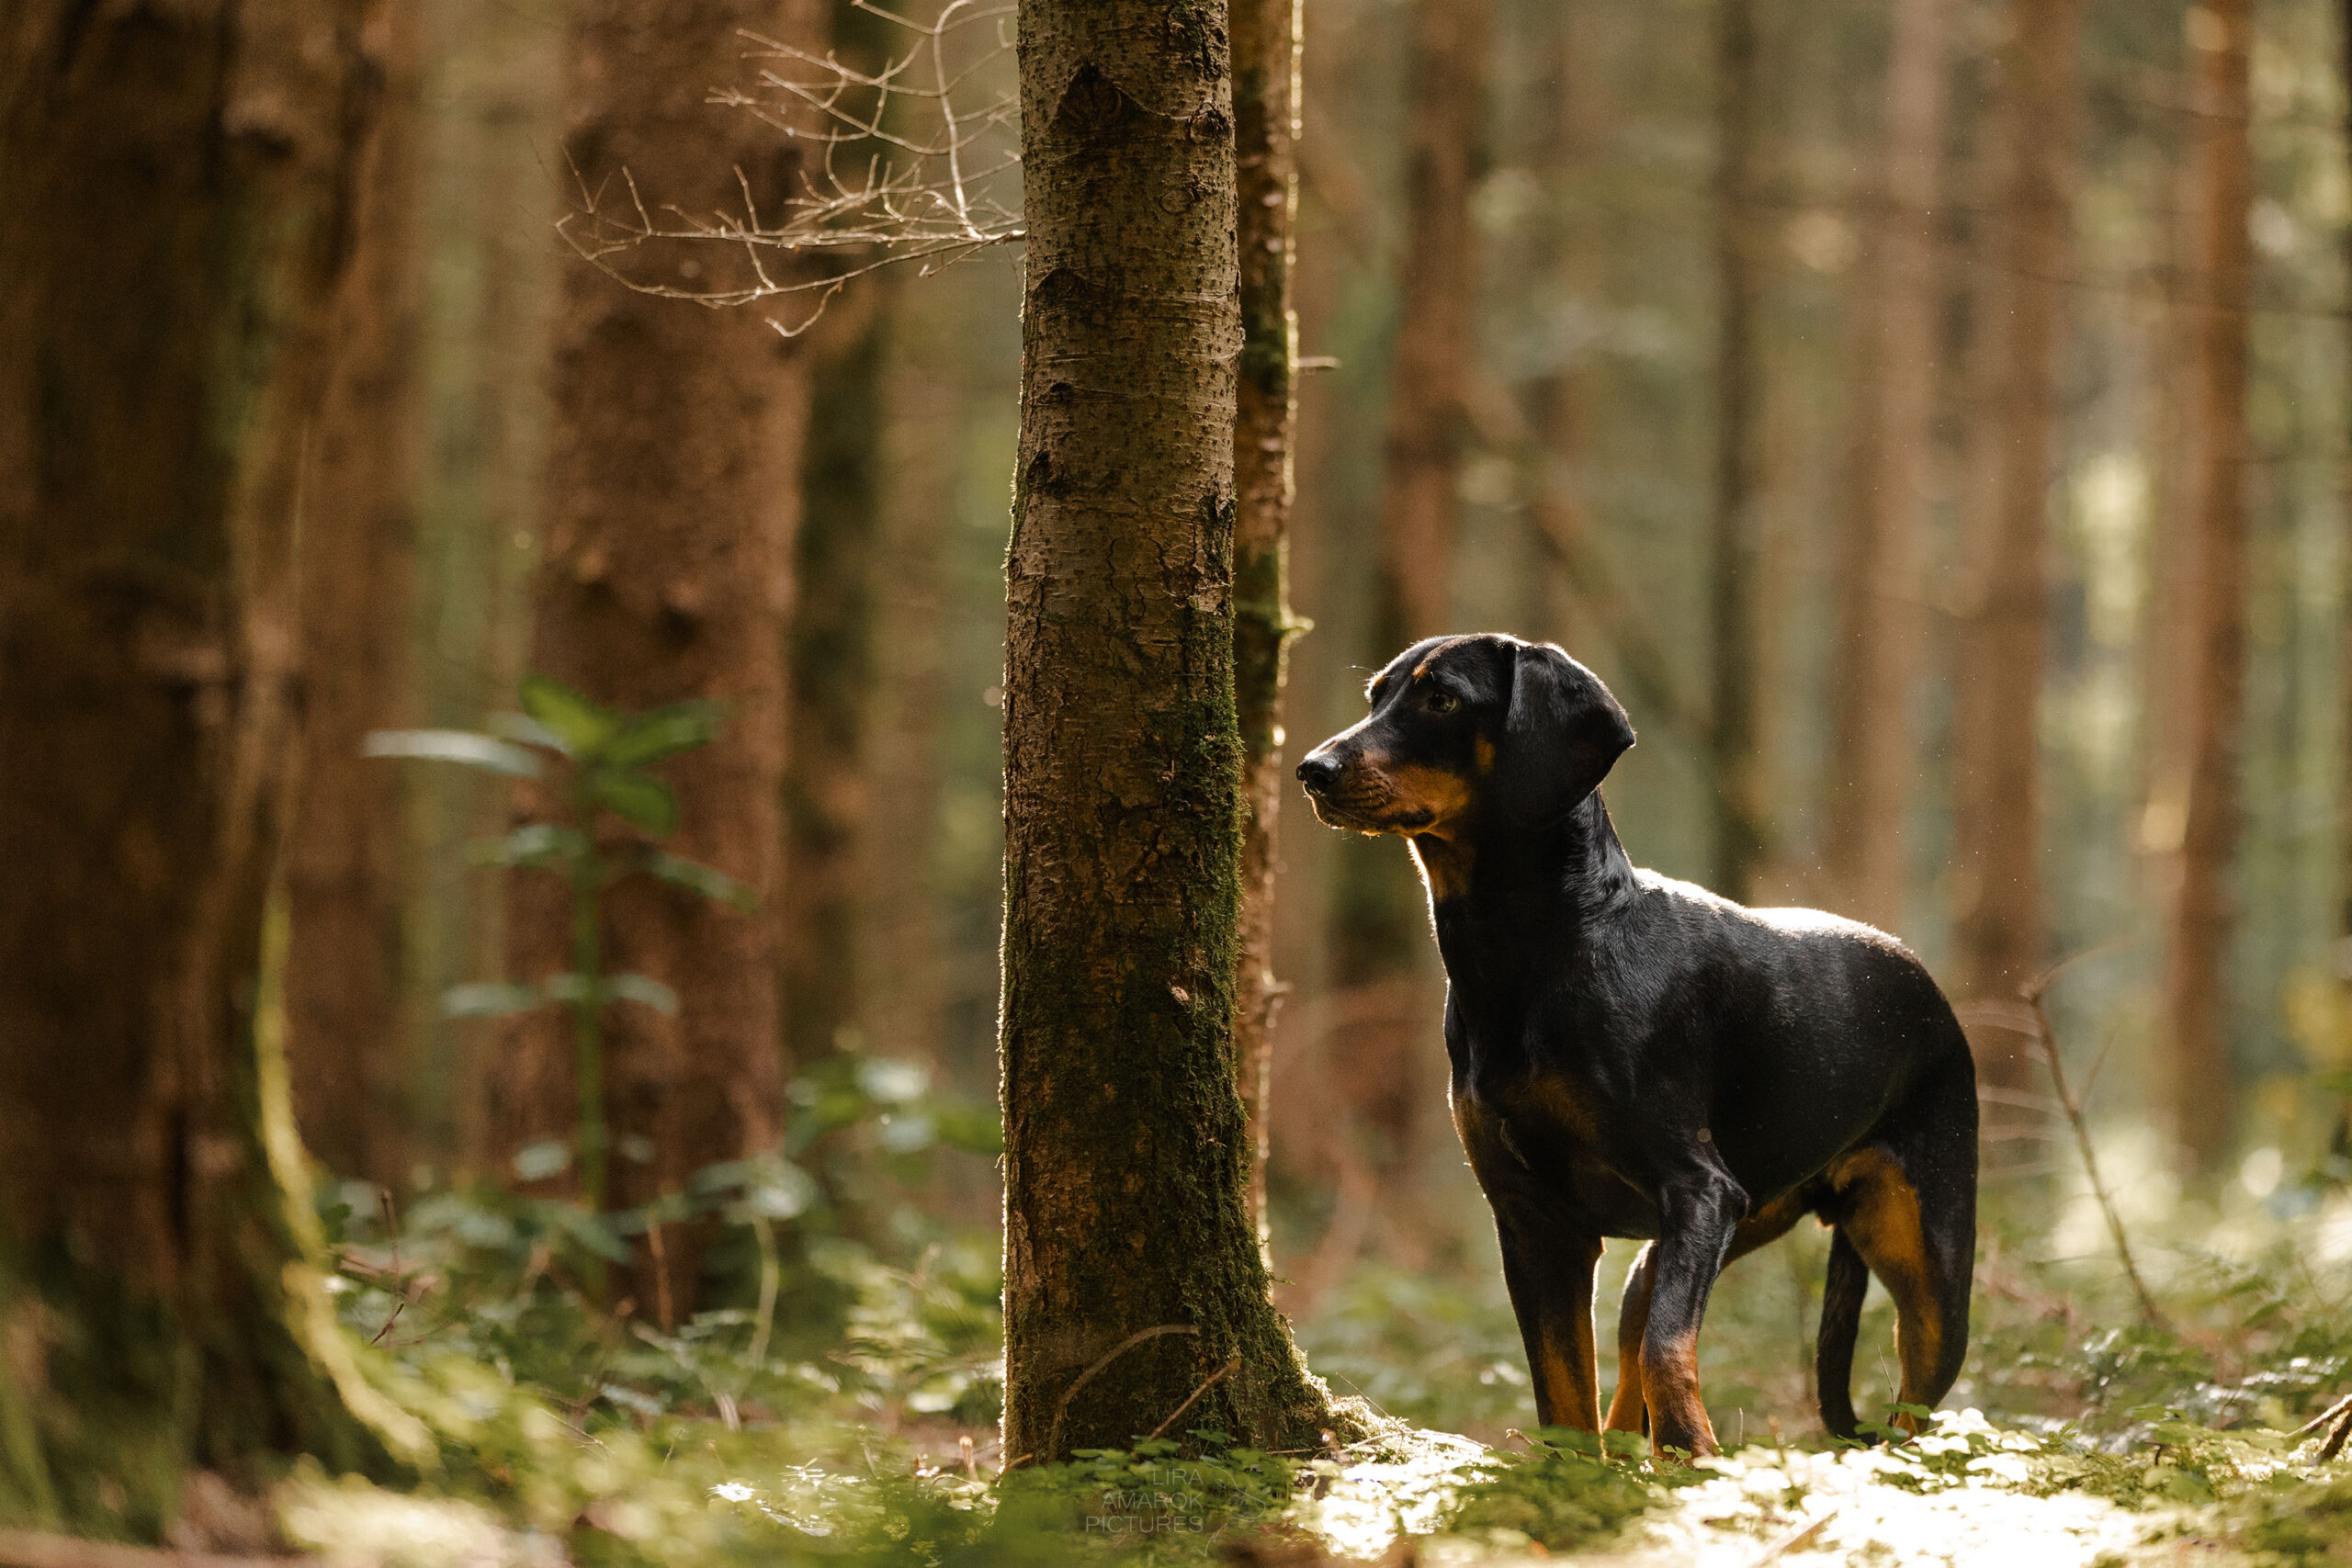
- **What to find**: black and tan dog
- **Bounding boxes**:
[1296,633,1977,1456]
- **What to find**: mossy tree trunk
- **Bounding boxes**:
[1001,0,1334,1462]
[494,0,810,1319]
[1822,0,1947,936]
[2163,0,2253,1173]
[1950,0,2084,1096]
[0,0,431,1530]
[288,0,426,1190]
[1231,0,1306,1247]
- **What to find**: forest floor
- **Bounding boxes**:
[28,1072,2352,1566]
[241,1139,2352,1568]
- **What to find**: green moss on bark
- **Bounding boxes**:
[1000,0,1337,1461]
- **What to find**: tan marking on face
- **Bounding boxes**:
[1384,762,1476,834]
[1474,735,1496,773]
[1410,660,1431,681]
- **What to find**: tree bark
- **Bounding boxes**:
[1317,0,1491,1273]
[0,0,430,1525]
[287,0,425,1190]
[780,0,901,1075]
[1950,0,2084,1094]
[1710,0,1771,903]
[494,0,810,1318]
[2163,0,2253,1172]
[1231,0,1306,1250]
[1001,0,1334,1461]
[1823,0,1949,935]
[783,288,889,1069]
[410,0,566,1179]
[1374,0,1487,650]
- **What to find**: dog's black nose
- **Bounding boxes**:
[1296,753,1341,794]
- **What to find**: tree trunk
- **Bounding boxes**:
[2163,0,2254,1172]
[1001,0,1334,1461]
[780,0,901,1076]
[1232,0,1306,1249]
[1823,0,1948,936]
[1710,0,1771,903]
[287,0,426,1190]
[1950,0,2084,1094]
[0,0,430,1527]
[1375,0,1487,649]
[1318,0,1491,1272]
[411,0,566,1179]
[494,0,809,1320]
[783,288,889,1070]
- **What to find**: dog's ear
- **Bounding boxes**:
[1491,641,1635,827]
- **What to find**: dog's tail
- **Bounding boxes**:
[1815,1225,1869,1441]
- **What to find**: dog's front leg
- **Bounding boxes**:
[1493,1203,1605,1432]
[1639,1170,1747,1457]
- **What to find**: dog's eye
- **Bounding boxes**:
[1427,690,1460,715]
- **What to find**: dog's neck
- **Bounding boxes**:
[1417,790,1635,1000]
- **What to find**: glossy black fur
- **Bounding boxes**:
[1295,633,1978,1454]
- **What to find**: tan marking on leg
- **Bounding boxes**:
[1642,1327,1717,1456]
[1833,1147,1942,1433]
[1605,1245,1655,1433]
[1528,1235,1606,1432]
[1724,1190,1809,1266]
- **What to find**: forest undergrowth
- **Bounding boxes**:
[206,1050,2352,1568]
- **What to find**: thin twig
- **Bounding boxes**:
[1045,1325,1200,1461]
[368,1187,408,1347]
[1748,1507,1838,1566]
[2322,1401,2352,1464]
[2021,948,2170,1333]
[1147,1355,1240,1441]
[2290,1392,2352,1438]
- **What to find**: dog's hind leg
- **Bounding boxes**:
[1603,1244,1654,1434]
[1832,1061,1977,1433]
[1609,1192,1805,1438]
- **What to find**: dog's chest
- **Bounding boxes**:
[1451,1071,1657,1235]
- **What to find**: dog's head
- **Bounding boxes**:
[1295,634,1634,838]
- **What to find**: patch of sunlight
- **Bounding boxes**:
[1295,1424,1491,1560]
[1535,1424,2173,1568]
[279,1466,560,1568]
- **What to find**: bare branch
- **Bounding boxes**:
[558,0,1022,332]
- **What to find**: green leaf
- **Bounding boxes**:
[542,973,597,1007]
[514,1139,572,1181]
[518,674,618,759]
[469,823,593,871]
[933,1103,1005,1157]
[560,1209,631,1263]
[605,700,725,766]
[441,981,543,1019]
[2316,1068,2352,1097]
[488,711,570,752]
[606,973,679,1016]
[640,851,756,910]
[364,729,542,777]
[585,766,678,835]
